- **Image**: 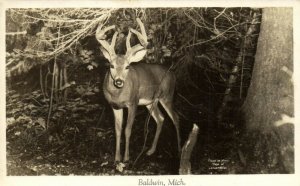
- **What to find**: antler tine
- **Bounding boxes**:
[134,18,148,47]
[126,31,132,50]
[125,18,148,57]
[96,25,115,42]
[95,24,117,55]
[111,32,118,52]
[129,29,148,48]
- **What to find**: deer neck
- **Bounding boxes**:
[103,69,137,108]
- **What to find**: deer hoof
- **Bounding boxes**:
[114,160,121,165]
[146,148,156,156]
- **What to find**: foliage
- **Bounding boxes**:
[6,8,259,82]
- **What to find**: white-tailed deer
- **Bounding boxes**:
[96,18,180,162]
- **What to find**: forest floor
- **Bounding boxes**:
[6,85,180,175]
[6,82,189,175]
[5,87,244,175]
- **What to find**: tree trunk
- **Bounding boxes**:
[243,8,293,173]
[179,124,199,175]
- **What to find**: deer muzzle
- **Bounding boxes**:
[114,78,124,88]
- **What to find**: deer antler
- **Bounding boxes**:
[125,18,148,57]
[96,24,118,56]
[131,18,148,47]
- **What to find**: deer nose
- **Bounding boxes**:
[114,79,124,88]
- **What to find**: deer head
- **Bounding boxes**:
[96,18,148,88]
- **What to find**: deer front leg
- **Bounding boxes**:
[112,108,123,162]
[124,105,137,162]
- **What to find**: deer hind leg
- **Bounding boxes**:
[160,99,181,154]
[146,102,165,156]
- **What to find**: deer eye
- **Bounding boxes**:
[125,65,130,69]
[110,64,114,68]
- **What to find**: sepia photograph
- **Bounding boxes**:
[1,1,299,186]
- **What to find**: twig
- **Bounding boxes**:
[31,97,43,107]
[213,8,226,32]
[40,65,46,100]
[46,61,56,130]
[6,31,27,35]
[46,24,61,129]
[186,22,250,48]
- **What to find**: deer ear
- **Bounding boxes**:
[100,47,112,62]
[128,49,147,63]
